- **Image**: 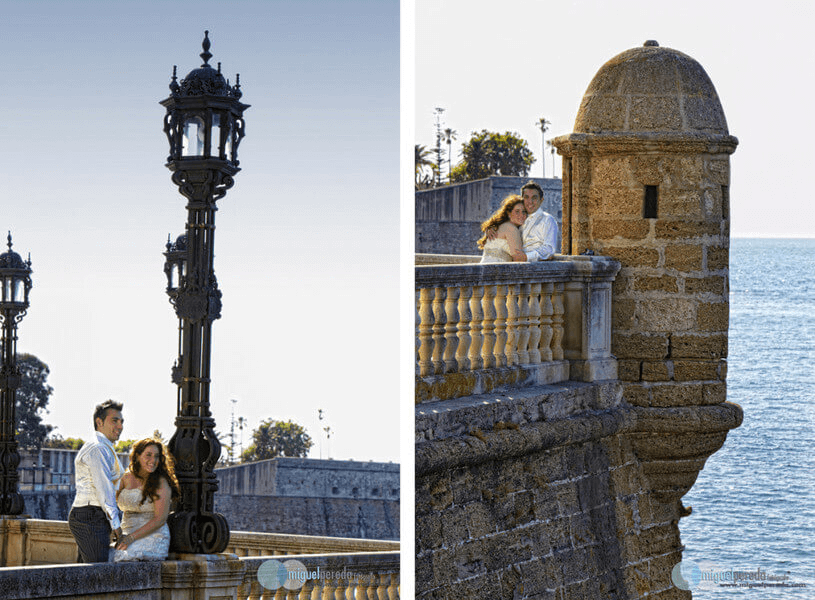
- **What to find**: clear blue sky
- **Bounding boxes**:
[414,0,815,238]
[1,0,399,462]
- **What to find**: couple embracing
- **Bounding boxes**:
[67,400,180,562]
[478,181,558,263]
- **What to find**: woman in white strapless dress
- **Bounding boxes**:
[478,194,528,263]
[113,438,179,561]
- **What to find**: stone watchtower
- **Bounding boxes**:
[554,41,743,594]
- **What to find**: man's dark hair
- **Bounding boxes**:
[521,181,544,199]
[93,399,123,430]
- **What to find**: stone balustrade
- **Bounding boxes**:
[415,254,620,402]
[237,552,399,599]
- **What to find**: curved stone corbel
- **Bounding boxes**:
[628,402,743,504]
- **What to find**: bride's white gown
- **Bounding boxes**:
[480,238,513,263]
[112,488,170,561]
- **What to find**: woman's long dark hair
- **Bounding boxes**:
[477,194,526,249]
[128,438,180,505]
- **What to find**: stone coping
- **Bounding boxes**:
[416,380,623,443]
[0,561,162,599]
[415,255,620,285]
[416,378,742,475]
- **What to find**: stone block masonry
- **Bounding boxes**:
[415,381,731,599]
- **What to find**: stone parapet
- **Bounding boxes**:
[416,255,620,403]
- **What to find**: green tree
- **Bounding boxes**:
[450,130,535,183]
[241,419,313,462]
[15,354,54,450]
[415,144,437,189]
[115,439,136,453]
[43,435,84,450]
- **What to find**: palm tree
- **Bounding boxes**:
[415,144,436,189]
[443,128,457,183]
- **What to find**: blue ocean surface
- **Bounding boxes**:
[681,238,815,598]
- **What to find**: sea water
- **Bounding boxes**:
[680,238,815,598]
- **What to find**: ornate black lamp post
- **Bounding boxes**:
[160,32,248,554]
[0,233,32,516]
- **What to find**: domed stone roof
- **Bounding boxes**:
[574,41,728,135]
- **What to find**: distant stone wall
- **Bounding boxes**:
[21,490,73,521]
[415,176,562,255]
[215,457,399,501]
[214,494,399,541]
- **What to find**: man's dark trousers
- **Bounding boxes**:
[68,506,111,562]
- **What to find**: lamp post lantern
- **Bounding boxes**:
[160,31,249,554]
[0,232,32,516]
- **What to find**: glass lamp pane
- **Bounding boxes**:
[212,113,222,157]
[182,117,206,157]
[12,280,23,302]
[3,277,10,302]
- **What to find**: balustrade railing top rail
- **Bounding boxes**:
[416,255,620,403]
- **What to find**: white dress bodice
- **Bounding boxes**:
[480,238,513,263]
[112,487,170,562]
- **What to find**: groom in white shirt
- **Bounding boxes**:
[68,399,125,562]
[510,181,559,262]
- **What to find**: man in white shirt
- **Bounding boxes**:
[68,400,125,562]
[510,181,559,262]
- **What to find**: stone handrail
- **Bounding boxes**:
[238,551,400,599]
[416,255,620,402]
[0,518,398,567]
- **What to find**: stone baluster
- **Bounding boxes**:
[516,282,531,364]
[456,286,472,371]
[480,285,497,369]
[468,286,484,370]
[386,573,399,600]
[540,283,554,362]
[417,288,434,377]
[330,576,350,600]
[356,576,375,600]
[443,286,460,373]
[504,283,521,366]
[430,287,447,375]
[552,282,565,360]
[415,290,421,376]
[492,284,509,367]
[527,282,542,363]
[298,582,316,600]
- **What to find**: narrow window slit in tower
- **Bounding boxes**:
[721,185,729,220]
[643,185,658,218]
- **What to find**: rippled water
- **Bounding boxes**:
[681,238,815,598]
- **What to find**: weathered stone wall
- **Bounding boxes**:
[216,457,399,501]
[213,494,399,540]
[416,381,692,599]
[416,176,562,255]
